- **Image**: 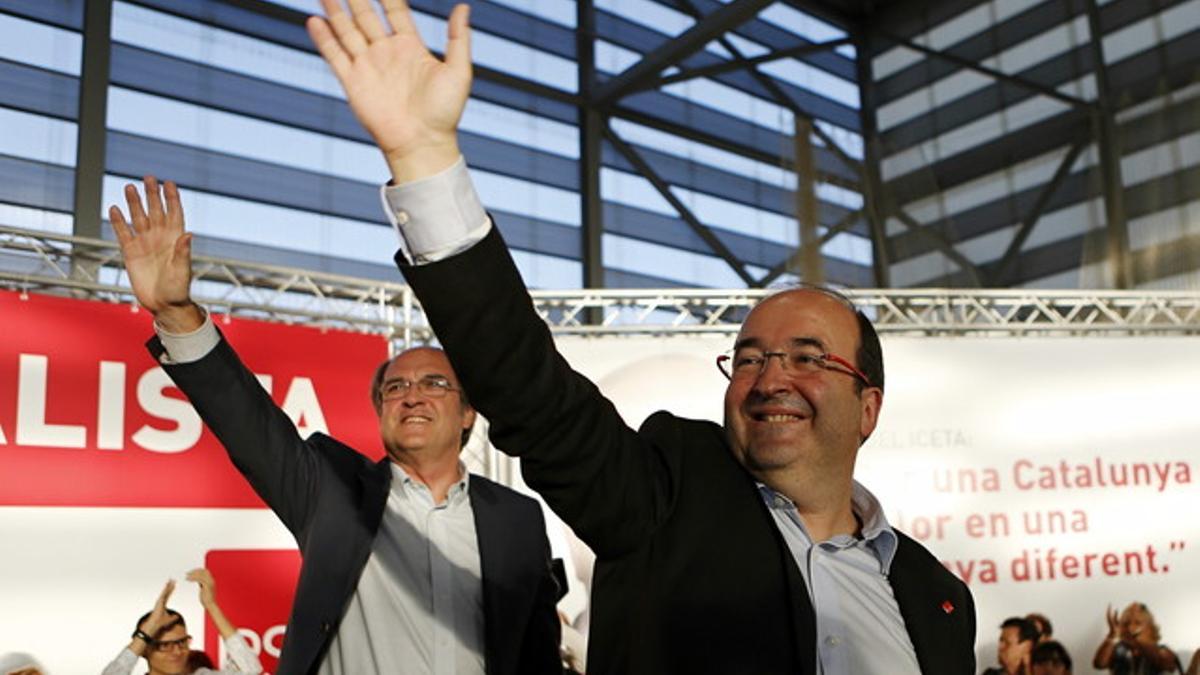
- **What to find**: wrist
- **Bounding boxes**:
[385,141,461,185]
[153,302,204,333]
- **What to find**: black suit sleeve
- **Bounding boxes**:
[399,227,680,559]
[149,335,321,537]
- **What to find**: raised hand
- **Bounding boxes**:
[186,568,217,609]
[188,568,239,638]
[307,0,472,183]
[1105,605,1119,638]
[139,579,176,635]
[110,176,202,333]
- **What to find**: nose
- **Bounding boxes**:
[399,385,427,405]
[750,353,791,395]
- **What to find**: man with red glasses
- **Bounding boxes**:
[294,1,977,673]
[102,569,261,675]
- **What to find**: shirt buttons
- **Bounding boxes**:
[395,210,410,225]
[825,635,841,647]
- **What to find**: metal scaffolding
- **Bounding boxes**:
[4,226,1199,348]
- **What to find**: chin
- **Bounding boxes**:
[742,443,804,473]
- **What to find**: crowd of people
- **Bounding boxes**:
[980,607,1200,675]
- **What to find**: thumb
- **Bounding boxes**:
[174,232,193,261]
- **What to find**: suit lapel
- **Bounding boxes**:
[468,476,507,675]
[359,459,392,537]
[889,539,948,675]
[750,479,817,675]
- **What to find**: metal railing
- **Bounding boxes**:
[4,226,1200,347]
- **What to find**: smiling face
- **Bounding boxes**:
[1119,603,1157,642]
[145,623,190,675]
[376,348,475,465]
[722,289,881,482]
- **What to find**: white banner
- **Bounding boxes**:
[557,334,1200,671]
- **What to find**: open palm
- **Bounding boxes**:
[110,176,193,315]
[308,0,472,182]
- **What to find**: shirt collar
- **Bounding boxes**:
[391,460,471,505]
[758,479,899,573]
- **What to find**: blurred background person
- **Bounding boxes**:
[0,653,45,675]
[187,651,216,672]
[1092,602,1182,674]
[102,569,262,675]
[983,616,1038,675]
[1030,640,1072,675]
[1026,613,1054,643]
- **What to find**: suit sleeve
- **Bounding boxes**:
[148,335,320,537]
[399,227,679,558]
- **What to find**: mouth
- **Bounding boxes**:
[754,413,805,423]
[400,415,432,424]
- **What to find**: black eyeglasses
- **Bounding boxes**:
[152,635,192,652]
[379,376,461,400]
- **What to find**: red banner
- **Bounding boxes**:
[205,549,302,674]
[0,290,388,507]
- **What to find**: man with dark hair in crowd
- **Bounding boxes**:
[983,617,1038,675]
[287,1,978,674]
[111,179,562,673]
[1030,641,1073,675]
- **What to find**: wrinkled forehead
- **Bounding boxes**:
[386,347,459,383]
[736,289,861,352]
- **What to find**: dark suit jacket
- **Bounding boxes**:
[149,335,562,675]
[400,227,977,675]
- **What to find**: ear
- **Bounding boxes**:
[461,404,477,431]
[858,387,883,441]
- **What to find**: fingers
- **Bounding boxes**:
[123,183,149,234]
[143,175,165,224]
[307,17,353,81]
[185,567,213,585]
[110,205,133,247]
[444,3,472,73]
[346,0,387,41]
[380,0,419,37]
[163,180,184,231]
[156,579,176,607]
[320,0,370,58]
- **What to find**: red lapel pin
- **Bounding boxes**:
[941,600,955,614]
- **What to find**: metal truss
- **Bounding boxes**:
[3,227,1199,348]
[0,225,420,343]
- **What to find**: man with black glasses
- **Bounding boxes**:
[110,178,561,675]
[299,0,978,673]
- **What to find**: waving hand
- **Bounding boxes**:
[307,0,472,183]
[110,176,203,333]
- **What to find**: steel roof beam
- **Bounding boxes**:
[594,0,777,106]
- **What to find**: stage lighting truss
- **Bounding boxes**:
[3,226,1200,349]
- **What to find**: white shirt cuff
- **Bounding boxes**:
[154,309,220,364]
[379,156,492,264]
